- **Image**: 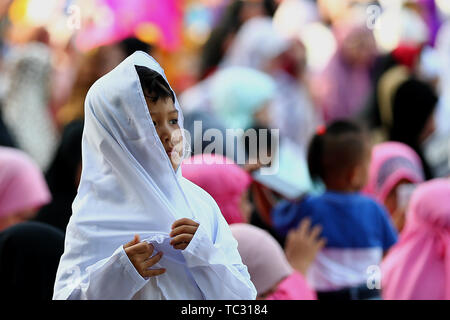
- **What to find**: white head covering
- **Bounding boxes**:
[221,17,289,71]
[53,51,256,300]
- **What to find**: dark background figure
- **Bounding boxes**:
[199,0,277,79]
[0,103,16,148]
[34,119,84,232]
[0,221,65,300]
[389,78,438,180]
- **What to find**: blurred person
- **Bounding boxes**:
[53,52,256,300]
[435,20,450,135]
[182,66,276,163]
[182,154,253,225]
[363,142,425,232]
[56,37,151,128]
[200,0,278,79]
[381,179,450,300]
[388,78,438,179]
[0,221,64,300]
[2,38,59,170]
[313,20,377,123]
[0,102,15,147]
[34,119,84,233]
[360,6,429,132]
[221,15,320,150]
[271,121,398,300]
[0,146,51,231]
[230,223,319,300]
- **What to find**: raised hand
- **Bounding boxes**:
[284,218,326,275]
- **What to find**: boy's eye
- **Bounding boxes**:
[169,119,178,125]
[152,121,157,127]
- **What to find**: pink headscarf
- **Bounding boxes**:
[363,142,425,205]
[182,154,252,225]
[315,22,376,123]
[381,179,450,300]
[0,147,51,218]
[266,271,316,300]
[230,223,316,299]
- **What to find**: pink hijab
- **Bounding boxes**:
[182,154,252,225]
[315,22,376,123]
[381,179,450,300]
[0,147,51,218]
[230,223,316,300]
[364,142,425,205]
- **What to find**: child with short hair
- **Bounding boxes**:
[53,52,256,300]
[272,120,398,300]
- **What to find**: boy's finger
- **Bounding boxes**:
[169,225,197,237]
[173,242,189,250]
[126,242,154,256]
[123,234,140,249]
[171,218,199,230]
[142,268,166,278]
[143,251,163,269]
[170,233,193,246]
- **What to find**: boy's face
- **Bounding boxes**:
[145,96,183,171]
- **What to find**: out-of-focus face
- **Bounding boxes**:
[145,97,183,171]
[341,29,376,67]
[240,0,266,23]
[0,208,37,232]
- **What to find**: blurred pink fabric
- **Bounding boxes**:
[266,271,317,300]
[0,147,51,218]
[381,179,450,300]
[75,0,182,51]
[315,23,376,123]
[363,142,425,205]
[182,154,251,225]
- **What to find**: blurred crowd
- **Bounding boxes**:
[0,0,450,301]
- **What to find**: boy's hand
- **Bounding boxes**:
[169,218,199,250]
[284,218,326,275]
[124,235,166,278]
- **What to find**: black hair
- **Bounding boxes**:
[199,0,278,79]
[119,37,152,57]
[135,65,175,104]
[307,120,368,184]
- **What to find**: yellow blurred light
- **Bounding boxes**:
[135,22,162,45]
[8,0,29,25]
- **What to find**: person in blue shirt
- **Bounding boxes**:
[272,120,398,300]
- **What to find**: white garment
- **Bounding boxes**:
[53,51,256,300]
